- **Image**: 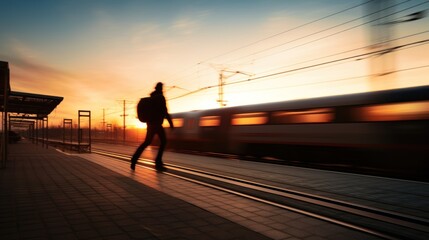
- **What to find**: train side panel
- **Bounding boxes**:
[167,86,429,173]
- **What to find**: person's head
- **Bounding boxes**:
[155,82,163,91]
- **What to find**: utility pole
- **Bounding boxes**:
[101,108,106,132]
[119,100,128,143]
[217,69,252,107]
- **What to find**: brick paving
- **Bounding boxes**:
[1,141,393,240]
[0,142,271,240]
[81,149,384,240]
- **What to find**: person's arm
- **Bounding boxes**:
[166,112,174,128]
[162,96,174,128]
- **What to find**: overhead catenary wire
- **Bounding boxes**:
[218,39,429,87]
[172,29,429,102]
[231,63,429,94]
[256,30,429,77]
[170,62,429,104]
[164,1,377,89]
[197,0,374,65]
[223,0,426,66]
[167,0,428,94]
[168,38,429,101]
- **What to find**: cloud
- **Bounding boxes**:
[130,23,176,51]
[4,55,75,95]
[5,55,136,125]
[7,39,41,61]
[172,17,200,35]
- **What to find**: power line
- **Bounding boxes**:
[228,39,429,86]
[233,64,429,92]
[165,1,375,88]
[256,30,429,77]
[167,0,427,92]
[168,38,429,101]
[224,0,425,65]
[170,63,429,104]
[198,1,373,64]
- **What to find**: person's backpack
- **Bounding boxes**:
[137,97,153,123]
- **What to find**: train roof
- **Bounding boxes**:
[172,85,429,115]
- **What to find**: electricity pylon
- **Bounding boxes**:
[216,69,253,107]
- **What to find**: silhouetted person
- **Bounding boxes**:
[131,82,174,171]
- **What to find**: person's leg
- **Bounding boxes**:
[131,126,155,169]
[154,126,167,170]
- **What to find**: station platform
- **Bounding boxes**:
[0,141,419,240]
[1,142,271,240]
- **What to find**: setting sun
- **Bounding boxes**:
[134,120,147,129]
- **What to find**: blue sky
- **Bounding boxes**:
[1,0,428,127]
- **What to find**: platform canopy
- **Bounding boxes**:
[1,61,63,120]
[4,91,63,119]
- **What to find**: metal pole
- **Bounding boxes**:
[1,61,9,168]
[45,117,48,149]
[123,100,126,143]
[41,117,45,148]
[78,112,81,153]
[218,71,224,107]
[89,111,91,153]
[32,121,35,144]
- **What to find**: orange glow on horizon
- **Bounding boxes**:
[134,120,147,129]
[3,1,428,130]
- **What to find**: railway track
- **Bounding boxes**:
[92,148,429,240]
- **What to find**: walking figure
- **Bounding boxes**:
[131,82,174,171]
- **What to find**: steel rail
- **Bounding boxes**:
[92,148,429,240]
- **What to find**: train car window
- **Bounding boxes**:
[172,118,184,127]
[199,116,221,127]
[356,100,429,121]
[231,112,268,125]
[272,108,333,124]
[162,118,184,127]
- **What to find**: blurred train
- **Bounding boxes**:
[165,86,429,177]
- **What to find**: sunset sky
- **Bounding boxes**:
[1,0,428,129]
